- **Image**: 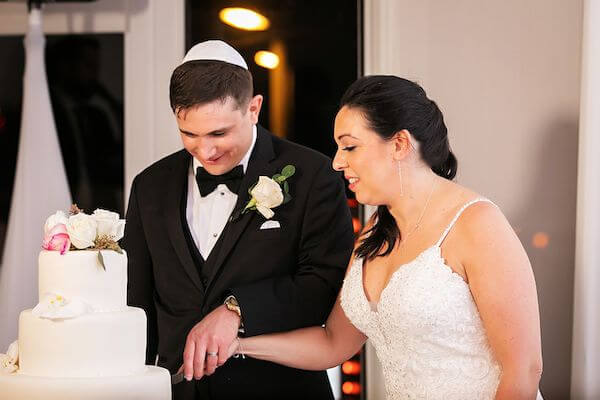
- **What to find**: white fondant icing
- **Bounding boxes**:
[18,308,146,377]
[38,250,127,312]
[0,366,171,399]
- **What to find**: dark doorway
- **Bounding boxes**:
[187,0,362,159]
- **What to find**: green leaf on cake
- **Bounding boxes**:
[97,251,106,271]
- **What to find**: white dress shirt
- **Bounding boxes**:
[186,125,257,259]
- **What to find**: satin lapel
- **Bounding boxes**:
[164,151,205,294]
[205,129,276,292]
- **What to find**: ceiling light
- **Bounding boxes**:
[254,51,280,69]
[219,8,270,31]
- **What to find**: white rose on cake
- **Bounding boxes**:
[66,213,98,249]
[44,210,69,235]
[93,209,126,241]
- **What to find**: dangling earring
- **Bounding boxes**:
[398,162,404,197]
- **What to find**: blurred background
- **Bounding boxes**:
[0,1,596,399]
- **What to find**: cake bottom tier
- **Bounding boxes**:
[0,366,171,400]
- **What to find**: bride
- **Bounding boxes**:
[210,76,543,399]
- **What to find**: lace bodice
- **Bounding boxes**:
[340,199,502,399]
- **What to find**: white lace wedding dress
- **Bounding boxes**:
[340,199,543,400]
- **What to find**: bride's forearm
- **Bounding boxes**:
[239,325,349,371]
[494,364,542,400]
[236,297,367,370]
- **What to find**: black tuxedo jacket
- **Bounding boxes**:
[123,127,354,399]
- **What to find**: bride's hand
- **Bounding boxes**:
[227,337,240,359]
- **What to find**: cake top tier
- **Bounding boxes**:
[37,206,128,316]
[38,250,128,313]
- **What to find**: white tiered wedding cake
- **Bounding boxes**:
[0,208,171,400]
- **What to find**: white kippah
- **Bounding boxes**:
[181,40,248,70]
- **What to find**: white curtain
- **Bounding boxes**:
[0,7,72,350]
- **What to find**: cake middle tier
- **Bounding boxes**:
[18,307,147,378]
[38,250,127,311]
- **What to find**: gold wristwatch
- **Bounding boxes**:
[224,295,245,333]
[224,295,242,319]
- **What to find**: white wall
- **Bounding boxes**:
[364,1,582,398]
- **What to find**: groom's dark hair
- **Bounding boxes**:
[169,60,253,116]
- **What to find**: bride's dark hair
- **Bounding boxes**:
[340,76,458,261]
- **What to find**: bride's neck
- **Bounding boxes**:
[387,165,439,233]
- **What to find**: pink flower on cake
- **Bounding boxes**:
[42,224,71,255]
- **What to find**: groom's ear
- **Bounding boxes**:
[246,95,263,124]
[391,129,413,161]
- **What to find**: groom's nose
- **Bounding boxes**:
[198,143,218,161]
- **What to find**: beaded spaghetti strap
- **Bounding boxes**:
[435,198,494,247]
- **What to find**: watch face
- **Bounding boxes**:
[227,296,239,307]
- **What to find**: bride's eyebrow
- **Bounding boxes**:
[336,133,360,141]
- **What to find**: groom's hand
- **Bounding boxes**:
[183,305,240,380]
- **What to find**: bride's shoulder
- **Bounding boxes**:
[441,180,507,236]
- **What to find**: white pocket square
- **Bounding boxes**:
[259,220,281,230]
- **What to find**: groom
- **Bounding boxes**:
[123,40,354,399]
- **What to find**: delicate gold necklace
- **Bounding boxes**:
[400,176,438,243]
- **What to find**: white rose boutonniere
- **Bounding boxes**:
[66,212,98,249]
[249,176,283,219]
[93,209,126,241]
[242,165,295,219]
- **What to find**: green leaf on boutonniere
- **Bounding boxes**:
[272,165,295,184]
[282,179,291,204]
[97,251,106,271]
[282,165,295,178]
[272,173,285,184]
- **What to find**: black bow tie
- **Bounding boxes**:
[195,165,244,197]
